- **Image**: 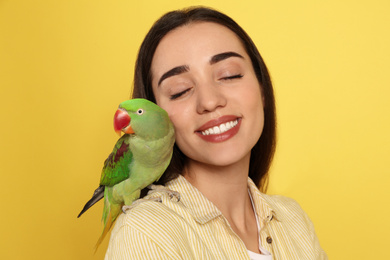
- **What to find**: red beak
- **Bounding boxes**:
[114,109,132,135]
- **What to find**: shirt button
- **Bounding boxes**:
[266,236,272,244]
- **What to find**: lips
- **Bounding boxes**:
[195,115,241,143]
[200,119,239,135]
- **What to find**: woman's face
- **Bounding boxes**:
[151,22,264,167]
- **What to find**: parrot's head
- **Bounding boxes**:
[114,98,173,140]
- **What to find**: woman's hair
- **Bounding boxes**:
[133,6,276,192]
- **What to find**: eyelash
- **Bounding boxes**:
[221,74,243,80]
[170,88,191,100]
[169,74,243,100]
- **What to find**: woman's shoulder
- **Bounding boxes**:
[248,178,308,221]
[110,189,187,239]
[105,192,196,259]
[258,193,312,224]
[261,193,302,209]
[257,193,328,259]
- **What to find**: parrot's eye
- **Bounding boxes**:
[137,109,144,115]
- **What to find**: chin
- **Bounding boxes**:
[187,147,251,168]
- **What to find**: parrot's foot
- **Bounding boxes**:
[147,185,181,202]
[122,197,163,214]
[168,190,181,201]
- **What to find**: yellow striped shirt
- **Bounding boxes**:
[105,175,327,259]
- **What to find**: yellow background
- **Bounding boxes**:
[1,0,389,259]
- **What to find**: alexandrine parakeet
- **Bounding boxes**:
[77,98,175,248]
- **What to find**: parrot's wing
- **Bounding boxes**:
[100,135,133,187]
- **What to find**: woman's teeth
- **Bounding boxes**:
[201,120,238,135]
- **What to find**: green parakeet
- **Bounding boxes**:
[77,98,175,249]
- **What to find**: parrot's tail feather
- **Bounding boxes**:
[94,211,114,253]
[77,185,105,218]
[94,195,122,253]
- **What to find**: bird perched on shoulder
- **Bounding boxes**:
[77,98,175,250]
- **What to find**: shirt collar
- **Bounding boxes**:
[247,178,283,222]
[166,175,282,224]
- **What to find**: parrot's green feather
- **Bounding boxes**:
[78,98,175,251]
[99,135,133,186]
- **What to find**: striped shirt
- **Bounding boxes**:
[105,175,327,259]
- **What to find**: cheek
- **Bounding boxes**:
[244,83,265,138]
[255,103,265,144]
[158,102,191,138]
[256,107,265,136]
[170,108,190,132]
[254,93,265,129]
[164,105,196,155]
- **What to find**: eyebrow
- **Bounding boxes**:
[158,65,189,86]
[157,52,244,86]
[209,51,244,65]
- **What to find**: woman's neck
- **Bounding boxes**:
[183,152,260,253]
[183,152,252,226]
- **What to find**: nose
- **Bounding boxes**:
[196,82,227,114]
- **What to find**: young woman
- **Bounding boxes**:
[105,7,327,260]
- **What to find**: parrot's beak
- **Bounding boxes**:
[114,108,134,135]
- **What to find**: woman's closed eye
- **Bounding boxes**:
[220,74,243,81]
[170,88,191,100]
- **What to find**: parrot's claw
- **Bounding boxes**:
[122,197,163,213]
[168,190,181,201]
[147,185,181,202]
[122,206,131,214]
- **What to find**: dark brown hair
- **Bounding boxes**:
[133,6,276,192]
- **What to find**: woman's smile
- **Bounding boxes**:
[195,115,241,143]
